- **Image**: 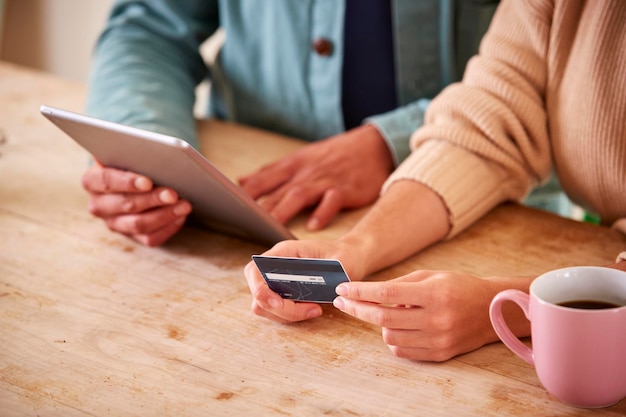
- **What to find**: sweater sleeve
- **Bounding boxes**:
[86,0,219,149]
[383,0,555,237]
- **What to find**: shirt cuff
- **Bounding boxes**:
[365,98,430,167]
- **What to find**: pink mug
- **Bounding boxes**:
[489,266,626,408]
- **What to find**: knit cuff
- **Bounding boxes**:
[382,140,519,238]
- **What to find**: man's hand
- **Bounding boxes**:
[238,124,394,230]
[82,162,192,246]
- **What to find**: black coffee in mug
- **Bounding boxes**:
[557,299,621,309]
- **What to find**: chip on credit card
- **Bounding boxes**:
[252,255,351,303]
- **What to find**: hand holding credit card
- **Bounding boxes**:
[252,255,351,303]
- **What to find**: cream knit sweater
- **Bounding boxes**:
[384,0,626,237]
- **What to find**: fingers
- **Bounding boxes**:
[88,187,181,217]
[244,261,322,323]
[129,216,188,247]
[333,296,424,329]
[385,344,455,363]
[335,279,428,306]
[91,187,192,243]
[256,184,346,228]
[333,271,497,361]
[240,126,393,229]
[242,239,359,323]
[333,296,462,362]
[383,326,469,362]
[83,165,152,194]
[306,188,343,231]
[238,159,295,200]
[258,183,325,225]
[82,165,193,245]
[103,201,191,235]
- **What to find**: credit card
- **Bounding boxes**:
[252,255,351,303]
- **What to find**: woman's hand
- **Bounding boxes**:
[333,270,516,362]
[244,238,370,323]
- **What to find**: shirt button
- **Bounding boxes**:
[312,38,333,56]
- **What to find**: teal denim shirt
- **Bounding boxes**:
[87,0,498,166]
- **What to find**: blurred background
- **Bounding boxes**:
[0,0,223,116]
[0,0,113,83]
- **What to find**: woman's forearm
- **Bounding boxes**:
[340,180,450,276]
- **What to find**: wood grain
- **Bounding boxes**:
[1,62,625,416]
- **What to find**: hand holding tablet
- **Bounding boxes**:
[40,105,295,246]
[252,255,351,303]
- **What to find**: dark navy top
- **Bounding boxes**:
[342,0,397,130]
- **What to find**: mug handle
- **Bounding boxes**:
[489,289,534,365]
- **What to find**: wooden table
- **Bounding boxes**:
[1,61,625,416]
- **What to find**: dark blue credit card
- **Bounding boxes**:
[252,255,351,303]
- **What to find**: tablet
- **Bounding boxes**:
[40,105,296,246]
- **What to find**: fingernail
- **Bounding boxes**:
[306,309,322,319]
[134,176,151,191]
[335,283,347,296]
[159,189,177,204]
[333,297,345,310]
[307,218,320,230]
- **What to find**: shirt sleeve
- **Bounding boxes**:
[85,0,219,149]
[383,0,554,238]
[365,98,430,167]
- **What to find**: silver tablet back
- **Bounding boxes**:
[41,105,296,246]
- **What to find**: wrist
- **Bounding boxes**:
[337,231,379,280]
[357,124,394,173]
[482,275,534,339]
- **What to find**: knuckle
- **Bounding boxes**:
[431,311,455,332]
[104,217,119,233]
[87,199,100,216]
[430,347,456,363]
[143,235,164,247]
[372,309,394,328]
[252,286,268,303]
[82,166,102,191]
[285,185,308,200]
[123,216,146,235]
[81,173,92,191]
[379,284,397,304]
[381,327,397,345]
[251,301,267,318]
[286,309,304,323]
[325,188,344,204]
[121,199,137,213]
[437,285,455,304]
[388,345,413,360]
[387,344,402,357]
[431,332,456,358]
[98,169,115,192]
[349,284,362,300]
[271,240,297,254]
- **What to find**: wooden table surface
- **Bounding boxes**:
[1,61,625,416]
